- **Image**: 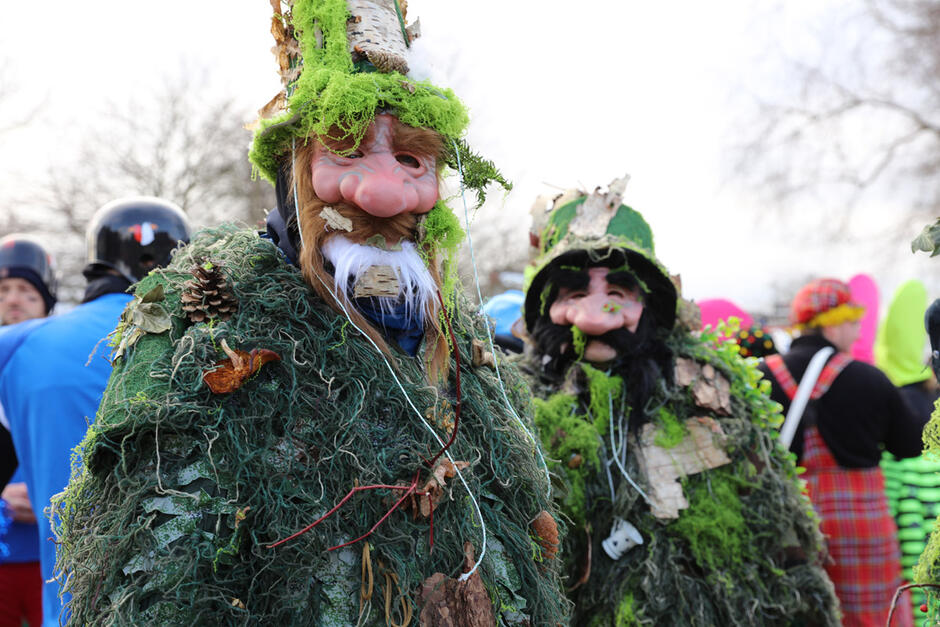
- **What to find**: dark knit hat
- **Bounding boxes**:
[0,236,57,314]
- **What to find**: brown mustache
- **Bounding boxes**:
[310,199,419,246]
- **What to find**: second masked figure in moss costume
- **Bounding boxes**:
[513,178,840,626]
[52,1,566,625]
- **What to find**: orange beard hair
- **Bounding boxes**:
[291,138,451,383]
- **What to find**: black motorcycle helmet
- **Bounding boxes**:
[0,234,57,313]
[86,197,191,283]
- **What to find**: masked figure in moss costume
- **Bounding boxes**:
[512,178,840,626]
[52,2,566,625]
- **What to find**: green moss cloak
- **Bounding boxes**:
[515,325,840,626]
[54,225,567,625]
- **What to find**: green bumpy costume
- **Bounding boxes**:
[515,186,840,626]
[53,226,567,624]
[908,220,940,624]
[877,280,939,617]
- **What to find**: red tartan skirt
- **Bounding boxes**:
[802,426,912,627]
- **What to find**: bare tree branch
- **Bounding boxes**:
[733,0,940,244]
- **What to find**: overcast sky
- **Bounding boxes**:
[0,1,933,315]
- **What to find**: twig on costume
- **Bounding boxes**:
[266,472,431,550]
[567,526,592,592]
[886,583,940,626]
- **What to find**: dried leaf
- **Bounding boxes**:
[203,346,281,394]
[403,459,470,519]
[912,219,940,257]
[139,284,165,303]
[257,92,287,121]
[131,302,172,334]
[470,340,495,369]
[112,327,145,362]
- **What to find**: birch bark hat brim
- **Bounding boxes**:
[523,176,678,335]
[249,0,470,185]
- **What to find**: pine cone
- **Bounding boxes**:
[180,260,238,323]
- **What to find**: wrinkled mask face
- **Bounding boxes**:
[311,113,440,220]
[547,266,645,364]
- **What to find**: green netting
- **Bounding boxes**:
[513,324,840,626]
[53,225,568,625]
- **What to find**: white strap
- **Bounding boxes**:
[779,347,835,449]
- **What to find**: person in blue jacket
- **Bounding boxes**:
[0,197,190,626]
[0,235,57,627]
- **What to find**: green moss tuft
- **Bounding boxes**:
[653,407,687,449]
[615,593,641,626]
[532,393,601,525]
[671,468,753,571]
[581,364,624,432]
[443,138,512,205]
[571,326,587,359]
[421,202,465,319]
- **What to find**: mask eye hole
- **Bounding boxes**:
[395,153,421,168]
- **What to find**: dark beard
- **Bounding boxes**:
[531,313,673,429]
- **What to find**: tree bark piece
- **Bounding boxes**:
[419,543,496,626]
[635,417,731,519]
[347,0,410,74]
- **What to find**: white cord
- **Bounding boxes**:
[448,139,552,496]
[607,391,651,505]
[314,273,487,581]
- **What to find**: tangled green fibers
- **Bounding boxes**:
[53,225,568,625]
[516,324,840,626]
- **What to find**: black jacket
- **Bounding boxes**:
[758,334,927,467]
[0,425,14,489]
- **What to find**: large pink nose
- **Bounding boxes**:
[569,293,629,336]
[338,156,420,218]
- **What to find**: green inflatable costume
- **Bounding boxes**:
[514,179,840,626]
[877,280,939,616]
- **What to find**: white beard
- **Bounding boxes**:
[321,235,438,324]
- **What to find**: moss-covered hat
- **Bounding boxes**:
[249,0,501,199]
[523,176,678,334]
